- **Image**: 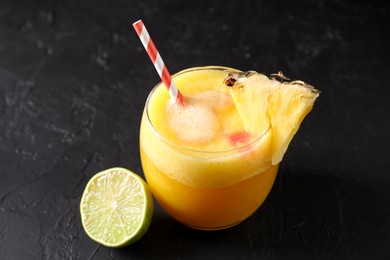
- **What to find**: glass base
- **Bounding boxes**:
[180,220,243,231]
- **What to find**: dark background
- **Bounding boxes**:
[1,0,389,259]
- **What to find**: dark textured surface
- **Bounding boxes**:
[1,0,389,259]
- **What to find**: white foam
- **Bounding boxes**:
[167,99,220,144]
[193,90,233,111]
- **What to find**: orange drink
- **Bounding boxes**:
[133,20,319,231]
[140,66,277,230]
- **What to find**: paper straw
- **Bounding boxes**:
[133,20,184,105]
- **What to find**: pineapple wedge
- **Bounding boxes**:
[224,71,319,165]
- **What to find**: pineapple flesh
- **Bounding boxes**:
[224,71,320,165]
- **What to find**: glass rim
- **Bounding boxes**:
[144,66,270,154]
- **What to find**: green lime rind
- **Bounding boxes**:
[80,167,154,247]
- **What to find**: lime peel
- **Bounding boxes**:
[80,167,153,247]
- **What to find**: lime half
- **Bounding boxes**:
[80,167,153,247]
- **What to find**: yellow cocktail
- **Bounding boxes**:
[140,66,277,230]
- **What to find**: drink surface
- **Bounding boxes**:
[147,67,255,151]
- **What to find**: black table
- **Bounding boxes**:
[1,0,389,259]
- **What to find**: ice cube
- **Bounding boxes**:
[167,99,220,144]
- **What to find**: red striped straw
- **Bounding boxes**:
[133,20,184,105]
